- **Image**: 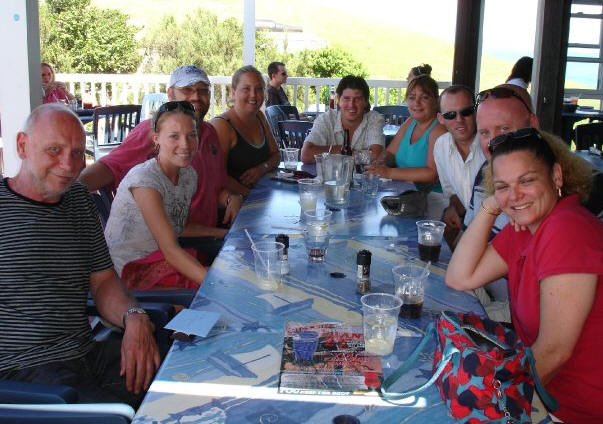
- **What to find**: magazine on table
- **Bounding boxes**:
[278,322,383,396]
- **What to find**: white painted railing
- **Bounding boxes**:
[57,73,453,118]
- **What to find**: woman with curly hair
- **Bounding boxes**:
[446,128,602,423]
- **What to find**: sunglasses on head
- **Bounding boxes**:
[477,87,532,114]
[487,127,541,154]
[153,101,195,132]
[441,106,474,120]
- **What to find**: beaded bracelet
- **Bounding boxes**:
[480,203,501,216]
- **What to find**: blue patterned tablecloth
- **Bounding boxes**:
[134,230,484,423]
[230,167,417,237]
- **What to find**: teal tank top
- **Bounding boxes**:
[394,119,442,192]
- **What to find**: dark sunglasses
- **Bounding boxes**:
[487,127,541,154]
[477,87,532,114]
[441,106,474,120]
[153,101,195,132]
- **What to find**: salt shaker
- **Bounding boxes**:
[356,249,372,294]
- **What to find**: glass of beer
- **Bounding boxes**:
[416,220,446,262]
[392,264,430,319]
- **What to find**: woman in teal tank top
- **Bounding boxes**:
[368,75,446,189]
[367,75,447,218]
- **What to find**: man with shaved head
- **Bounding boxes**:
[0,104,159,406]
[458,84,539,321]
[464,83,539,233]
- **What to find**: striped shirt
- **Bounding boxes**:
[0,179,113,372]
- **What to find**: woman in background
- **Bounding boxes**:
[506,56,533,90]
[41,62,75,104]
[407,63,432,83]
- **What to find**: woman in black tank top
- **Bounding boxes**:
[211,66,281,196]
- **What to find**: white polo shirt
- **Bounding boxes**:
[433,132,486,209]
[304,109,385,150]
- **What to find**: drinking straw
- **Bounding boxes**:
[245,229,268,270]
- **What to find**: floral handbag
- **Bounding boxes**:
[379,311,558,423]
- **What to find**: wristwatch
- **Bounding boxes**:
[122,307,148,328]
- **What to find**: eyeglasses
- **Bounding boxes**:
[487,127,541,154]
[477,87,532,114]
[441,106,474,120]
[177,86,210,96]
[153,100,195,132]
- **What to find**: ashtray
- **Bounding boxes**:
[380,191,427,217]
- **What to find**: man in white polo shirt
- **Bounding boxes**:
[433,85,486,249]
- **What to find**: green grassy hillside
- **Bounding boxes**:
[92,0,513,88]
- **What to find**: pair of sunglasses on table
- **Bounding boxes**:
[153,100,195,132]
[440,86,533,121]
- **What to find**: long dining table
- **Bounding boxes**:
[132,166,486,424]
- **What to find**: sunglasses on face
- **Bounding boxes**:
[441,106,474,120]
[487,127,541,154]
[476,87,532,114]
[153,100,195,132]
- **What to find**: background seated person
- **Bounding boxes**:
[211,65,281,197]
[407,63,432,83]
[265,61,290,107]
[0,104,159,407]
[367,75,447,218]
[446,128,602,423]
[41,62,75,104]
[79,65,240,245]
[506,56,533,90]
[104,101,207,290]
[300,75,384,163]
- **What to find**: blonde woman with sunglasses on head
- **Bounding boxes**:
[104,101,208,290]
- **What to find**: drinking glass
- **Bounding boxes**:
[361,293,402,356]
[282,147,299,170]
[303,209,332,262]
[298,178,322,213]
[251,241,284,290]
[314,152,329,183]
[393,264,429,319]
[321,154,354,209]
[416,220,446,262]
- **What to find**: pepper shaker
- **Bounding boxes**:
[356,249,372,294]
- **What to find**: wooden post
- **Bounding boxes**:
[452,0,484,92]
[532,0,572,136]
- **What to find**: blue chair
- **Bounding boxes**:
[265,105,300,147]
[277,120,313,149]
[89,191,197,308]
[575,122,603,150]
[373,105,410,125]
[0,300,173,423]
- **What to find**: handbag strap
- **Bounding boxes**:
[380,323,459,401]
[525,348,559,412]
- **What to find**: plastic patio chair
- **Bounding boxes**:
[277,119,313,149]
[140,93,168,121]
[373,105,410,125]
[0,298,174,424]
[575,122,603,150]
[265,105,300,147]
[91,105,142,160]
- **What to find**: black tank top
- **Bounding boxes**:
[217,116,270,181]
